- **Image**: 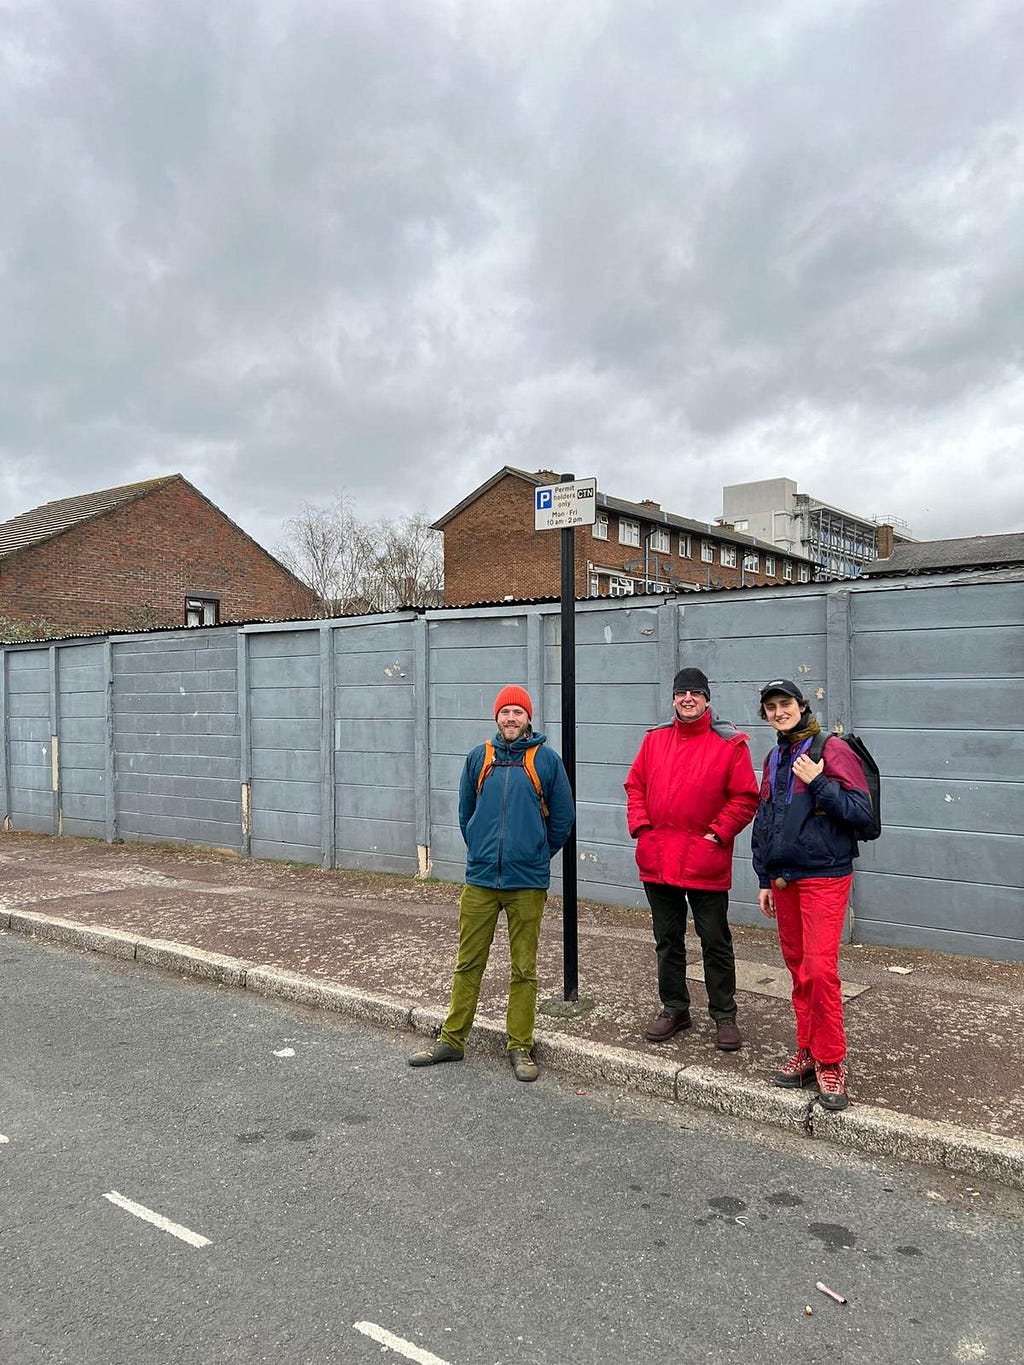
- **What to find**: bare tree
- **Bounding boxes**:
[276,495,368,616]
[363,512,444,611]
[277,497,443,616]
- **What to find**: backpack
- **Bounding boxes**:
[808,732,882,841]
[476,740,549,818]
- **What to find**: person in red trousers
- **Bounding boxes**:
[751,680,874,1111]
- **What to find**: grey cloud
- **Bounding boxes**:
[1,0,1022,544]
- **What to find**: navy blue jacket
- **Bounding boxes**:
[459,731,575,890]
[751,734,874,887]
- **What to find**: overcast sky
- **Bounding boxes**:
[2,0,1022,556]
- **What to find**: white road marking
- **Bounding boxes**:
[102,1190,211,1248]
[353,1321,452,1365]
[0,1134,9,1144]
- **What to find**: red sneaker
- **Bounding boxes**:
[773,1046,815,1089]
[815,1060,850,1111]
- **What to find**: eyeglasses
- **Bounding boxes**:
[673,690,704,698]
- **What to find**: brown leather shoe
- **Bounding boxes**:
[714,1016,743,1051]
[645,1008,692,1042]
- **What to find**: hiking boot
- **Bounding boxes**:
[408,1041,464,1068]
[773,1046,816,1089]
[644,1009,692,1043]
[508,1049,539,1083]
[714,1015,743,1051]
[815,1060,851,1111]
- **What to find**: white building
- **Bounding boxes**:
[721,478,913,580]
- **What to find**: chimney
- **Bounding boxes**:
[639,499,661,511]
[876,524,895,559]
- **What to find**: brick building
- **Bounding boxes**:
[0,475,319,639]
[433,467,814,605]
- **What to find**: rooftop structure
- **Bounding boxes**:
[722,477,913,579]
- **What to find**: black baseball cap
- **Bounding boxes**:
[758,678,806,707]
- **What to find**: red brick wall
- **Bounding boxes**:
[0,478,319,636]
[442,475,575,604]
[441,474,803,604]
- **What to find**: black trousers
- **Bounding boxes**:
[642,882,737,1020]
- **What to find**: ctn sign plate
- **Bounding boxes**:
[535,478,598,530]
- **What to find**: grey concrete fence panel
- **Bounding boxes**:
[2,571,1021,959]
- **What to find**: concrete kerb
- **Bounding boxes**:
[537,1034,680,1101]
[244,966,417,1032]
[674,1063,813,1131]
[811,1105,1024,1190]
[136,938,250,987]
[10,910,139,961]
[673,1062,1024,1188]
[7,910,1024,1192]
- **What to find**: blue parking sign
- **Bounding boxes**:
[536,488,553,510]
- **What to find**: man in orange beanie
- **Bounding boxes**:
[409,684,575,1081]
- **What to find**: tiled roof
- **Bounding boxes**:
[861,532,1024,576]
[0,476,179,558]
[597,489,804,559]
[433,465,812,560]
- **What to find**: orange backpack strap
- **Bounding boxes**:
[523,746,549,819]
[476,740,548,818]
[476,740,497,794]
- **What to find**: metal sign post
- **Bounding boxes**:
[534,473,596,1002]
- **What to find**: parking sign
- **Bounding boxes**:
[534,478,597,530]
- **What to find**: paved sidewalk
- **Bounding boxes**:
[2,832,1022,1189]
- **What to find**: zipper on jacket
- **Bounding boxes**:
[495,757,510,887]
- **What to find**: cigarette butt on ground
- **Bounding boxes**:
[816,1281,848,1304]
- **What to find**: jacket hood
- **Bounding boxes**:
[491,730,547,753]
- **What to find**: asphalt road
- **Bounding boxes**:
[2,931,1021,1365]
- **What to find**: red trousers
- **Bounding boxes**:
[773,874,852,1065]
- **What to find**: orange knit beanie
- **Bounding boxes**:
[494,684,532,720]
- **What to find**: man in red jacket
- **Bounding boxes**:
[625,668,759,1050]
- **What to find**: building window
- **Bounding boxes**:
[733,519,749,532]
[720,544,737,568]
[649,527,670,553]
[743,551,759,572]
[782,560,793,581]
[618,519,640,547]
[798,564,811,583]
[765,555,776,575]
[593,512,608,540]
[701,540,714,563]
[185,595,220,627]
[678,533,691,557]
[608,574,635,597]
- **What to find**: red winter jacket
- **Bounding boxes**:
[624,709,760,891]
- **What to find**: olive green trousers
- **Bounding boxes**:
[439,884,546,1053]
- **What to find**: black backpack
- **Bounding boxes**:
[808,732,882,841]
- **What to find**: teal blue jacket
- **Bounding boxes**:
[458,731,576,890]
